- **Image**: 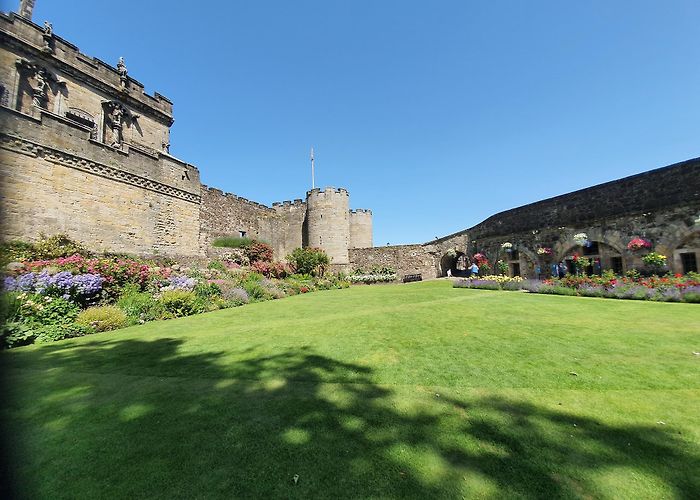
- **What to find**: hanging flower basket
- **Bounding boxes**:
[537,247,553,255]
[573,233,588,246]
[501,242,513,251]
[472,253,488,265]
[627,237,652,252]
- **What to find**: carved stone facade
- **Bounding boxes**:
[0,12,373,262]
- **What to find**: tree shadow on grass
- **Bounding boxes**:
[2,338,699,498]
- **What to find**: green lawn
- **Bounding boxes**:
[3,281,699,499]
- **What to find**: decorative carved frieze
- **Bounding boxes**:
[0,133,200,204]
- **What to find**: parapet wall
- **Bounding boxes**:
[199,186,276,254]
[466,158,700,241]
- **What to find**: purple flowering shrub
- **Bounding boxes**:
[4,270,104,305]
[159,275,197,292]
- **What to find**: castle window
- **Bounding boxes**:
[239,230,247,238]
[680,252,697,273]
[610,256,623,275]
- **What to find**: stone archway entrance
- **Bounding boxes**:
[439,251,467,277]
[560,241,623,275]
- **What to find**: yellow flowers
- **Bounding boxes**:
[478,275,524,283]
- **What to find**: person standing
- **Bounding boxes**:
[551,262,558,278]
[558,261,568,278]
[469,261,479,278]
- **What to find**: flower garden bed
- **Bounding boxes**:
[1,237,350,349]
[454,273,700,303]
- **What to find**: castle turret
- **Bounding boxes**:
[305,187,350,265]
[350,209,373,249]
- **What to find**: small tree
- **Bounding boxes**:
[287,247,330,276]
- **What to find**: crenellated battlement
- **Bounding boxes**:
[272,199,306,208]
[306,186,349,197]
[350,209,372,215]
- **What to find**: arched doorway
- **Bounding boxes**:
[559,240,624,275]
[439,251,467,277]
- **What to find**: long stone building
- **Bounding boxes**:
[1,3,698,277]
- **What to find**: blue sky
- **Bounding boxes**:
[11,0,700,245]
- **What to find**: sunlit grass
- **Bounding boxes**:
[2,281,699,498]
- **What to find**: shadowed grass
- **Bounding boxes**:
[2,281,699,498]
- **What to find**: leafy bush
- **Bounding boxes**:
[212,236,253,248]
[194,281,222,301]
[287,248,330,276]
[243,281,273,302]
[251,260,289,278]
[247,242,274,263]
[0,240,34,266]
[159,290,206,317]
[31,234,88,260]
[117,289,164,324]
[0,292,21,323]
[496,260,509,275]
[77,305,128,332]
[19,295,79,325]
[207,260,226,271]
[1,322,35,349]
[35,323,95,343]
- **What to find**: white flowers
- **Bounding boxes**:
[348,273,397,283]
[573,233,588,245]
[501,242,513,249]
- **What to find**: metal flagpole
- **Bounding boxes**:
[310,147,315,189]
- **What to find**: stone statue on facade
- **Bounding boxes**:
[107,102,125,147]
[32,67,49,108]
[117,57,128,88]
[42,21,53,52]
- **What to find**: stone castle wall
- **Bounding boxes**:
[199,186,276,254]
[0,107,201,256]
[353,159,700,278]
[0,13,373,261]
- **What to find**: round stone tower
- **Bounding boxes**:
[305,187,350,265]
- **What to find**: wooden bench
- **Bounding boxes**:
[402,273,423,283]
